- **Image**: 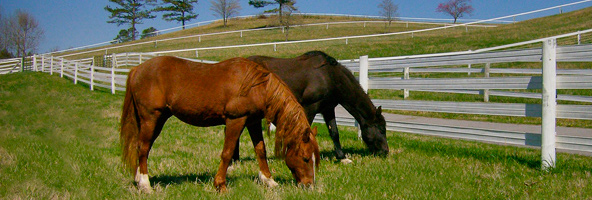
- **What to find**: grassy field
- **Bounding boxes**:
[1,72,592,199]
[4,6,592,199]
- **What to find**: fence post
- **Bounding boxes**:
[111,62,116,94]
[112,53,117,68]
[41,55,45,72]
[357,55,369,139]
[541,38,557,170]
[33,55,37,71]
[21,57,25,72]
[483,63,490,102]
[90,63,94,91]
[60,58,64,78]
[403,67,410,99]
[577,31,581,45]
[50,56,54,75]
[74,62,78,84]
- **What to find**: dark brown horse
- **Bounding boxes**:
[246,51,388,163]
[120,56,320,193]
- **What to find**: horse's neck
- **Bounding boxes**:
[335,70,377,126]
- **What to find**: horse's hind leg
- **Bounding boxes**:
[136,110,169,193]
[247,120,278,188]
[322,109,352,164]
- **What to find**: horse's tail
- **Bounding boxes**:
[120,68,139,176]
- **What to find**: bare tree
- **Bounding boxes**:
[4,10,43,57]
[436,0,474,24]
[378,0,398,26]
[105,0,156,41]
[210,0,241,27]
[154,0,199,30]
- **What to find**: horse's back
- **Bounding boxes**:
[128,56,269,126]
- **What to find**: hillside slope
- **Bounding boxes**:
[63,7,592,61]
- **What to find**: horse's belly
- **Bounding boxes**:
[173,112,226,127]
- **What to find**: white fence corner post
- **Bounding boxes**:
[357,55,369,139]
[541,38,557,170]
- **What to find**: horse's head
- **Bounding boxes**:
[285,126,320,186]
[361,106,389,155]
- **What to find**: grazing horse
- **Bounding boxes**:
[245,51,388,163]
[119,56,320,193]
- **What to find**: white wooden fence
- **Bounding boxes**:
[327,36,592,169]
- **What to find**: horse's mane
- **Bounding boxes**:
[237,59,310,157]
[263,72,311,157]
[238,59,270,97]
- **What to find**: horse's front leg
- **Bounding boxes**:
[247,121,278,188]
[322,109,352,164]
[214,117,247,192]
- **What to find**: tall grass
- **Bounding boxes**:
[1,72,591,199]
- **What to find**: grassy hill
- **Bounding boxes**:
[1,72,592,199]
[62,7,592,61]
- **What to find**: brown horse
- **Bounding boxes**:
[246,51,388,163]
[120,56,320,193]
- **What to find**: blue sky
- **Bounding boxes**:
[1,0,591,54]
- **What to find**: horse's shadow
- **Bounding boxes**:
[149,156,295,186]
[151,172,214,186]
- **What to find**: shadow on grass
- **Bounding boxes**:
[152,172,215,186]
[401,137,541,168]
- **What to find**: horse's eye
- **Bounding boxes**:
[303,157,310,163]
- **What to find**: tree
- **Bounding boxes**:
[105,0,156,41]
[154,0,198,30]
[141,27,158,39]
[436,0,474,24]
[210,0,241,27]
[378,0,398,26]
[3,10,43,57]
[113,28,133,44]
[248,0,296,25]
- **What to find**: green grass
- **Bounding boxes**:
[1,72,592,199]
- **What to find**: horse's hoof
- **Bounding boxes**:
[138,184,153,194]
[259,171,279,188]
[340,158,353,164]
[216,185,228,193]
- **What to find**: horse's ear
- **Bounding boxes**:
[312,126,318,136]
[376,106,382,115]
